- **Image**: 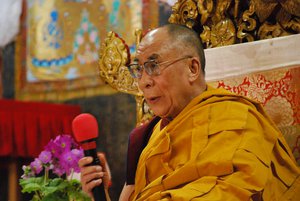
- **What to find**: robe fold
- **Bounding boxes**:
[128,86,300,201]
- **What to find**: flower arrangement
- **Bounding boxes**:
[19,134,90,201]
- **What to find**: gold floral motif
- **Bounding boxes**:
[237,2,256,42]
[200,26,212,47]
[254,0,300,39]
[264,96,294,127]
[197,0,214,25]
[134,29,143,50]
[258,22,290,39]
[168,0,199,29]
[210,18,236,47]
[98,30,155,123]
[198,0,236,47]
[214,0,232,21]
[212,67,300,126]
[169,0,300,47]
[98,31,141,96]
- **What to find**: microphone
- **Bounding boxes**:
[72,113,108,201]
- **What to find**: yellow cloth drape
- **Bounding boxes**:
[130,86,300,201]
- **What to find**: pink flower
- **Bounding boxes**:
[59,148,84,175]
[54,135,73,151]
[52,163,65,176]
[19,134,88,200]
[30,158,43,174]
[45,139,60,158]
[38,150,52,164]
[72,148,84,173]
[23,134,83,177]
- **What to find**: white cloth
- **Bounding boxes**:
[0,0,22,48]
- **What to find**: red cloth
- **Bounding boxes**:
[0,99,81,158]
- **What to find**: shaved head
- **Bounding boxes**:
[162,24,206,74]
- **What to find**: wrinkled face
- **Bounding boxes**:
[135,28,193,119]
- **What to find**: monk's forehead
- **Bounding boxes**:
[136,28,173,58]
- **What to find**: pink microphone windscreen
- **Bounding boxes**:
[72,113,99,142]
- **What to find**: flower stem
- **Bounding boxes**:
[69,168,74,180]
[44,168,49,184]
[35,191,42,200]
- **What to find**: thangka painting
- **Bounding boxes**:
[15,0,142,101]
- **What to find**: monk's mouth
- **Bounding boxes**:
[147,97,160,104]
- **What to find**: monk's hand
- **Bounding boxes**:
[97,152,111,189]
[78,156,106,199]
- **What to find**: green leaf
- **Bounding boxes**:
[42,186,57,195]
[68,190,92,201]
[42,191,68,201]
[40,179,67,196]
[20,177,91,201]
[20,177,44,193]
[47,178,64,186]
[21,183,42,193]
[49,178,68,189]
[20,177,43,187]
[32,194,42,201]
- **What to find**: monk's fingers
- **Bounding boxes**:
[82,177,104,192]
[80,165,104,177]
[81,171,105,195]
[78,156,93,168]
[80,172,105,185]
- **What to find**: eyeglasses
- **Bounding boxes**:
[127,55,192,79]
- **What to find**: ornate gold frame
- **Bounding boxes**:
[169,0,300,48]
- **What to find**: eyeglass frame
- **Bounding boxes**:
[127,55,193,79]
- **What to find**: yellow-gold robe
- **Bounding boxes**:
[130,86,300,200]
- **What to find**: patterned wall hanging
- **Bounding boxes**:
[15,0,142,102]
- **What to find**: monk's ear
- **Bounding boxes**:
[188,58,201,82]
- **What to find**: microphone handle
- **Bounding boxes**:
[84,149,107,201]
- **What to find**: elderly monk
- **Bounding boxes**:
[79,24,300,201]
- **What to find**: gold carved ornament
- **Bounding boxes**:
[168,0,300,48]
[98,31,139,96]
[98,30,154,125]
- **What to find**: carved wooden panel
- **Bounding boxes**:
[169,0,300,48]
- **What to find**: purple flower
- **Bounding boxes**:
[54,135,73,151]
[45,139,61,158]
[71,148,84,173]
[25,134,82,177]
[52,163,65,176]
[45,135,74,158]
[60,151,77,175]
[38,150,52,164]
[30,158,43,174]
[72,148,84,160]
[19,134,89,201]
